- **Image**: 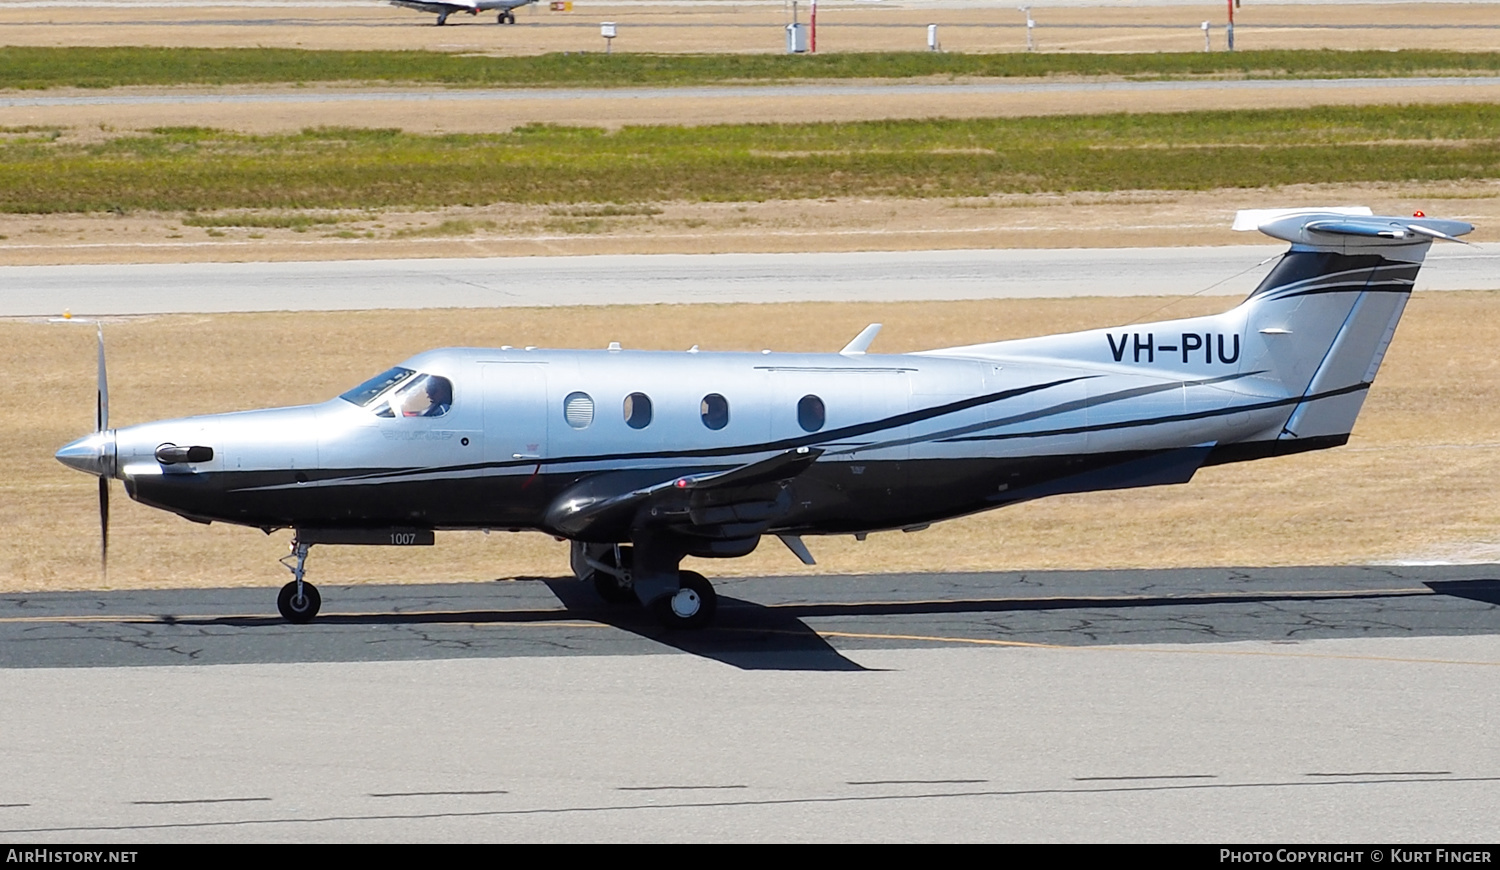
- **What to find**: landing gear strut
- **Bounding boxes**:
[573,542,636,604]
[570,541,719,629]
[277,538,321,623]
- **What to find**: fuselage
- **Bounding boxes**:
[98,331,1299,540]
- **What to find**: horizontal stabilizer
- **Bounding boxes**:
[1232,206,1371,232]
[1236,208,1473,255]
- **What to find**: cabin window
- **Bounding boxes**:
[564,392,594,429]
[624,392,653,429]
[340,366,416,408]
[700,393,729,430]
[378,374,453,418]
[797,394,825,432]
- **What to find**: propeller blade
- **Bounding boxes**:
[95,324,109,433]
[98,474,110,577]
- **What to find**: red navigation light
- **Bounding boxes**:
[1413,210,1426,218]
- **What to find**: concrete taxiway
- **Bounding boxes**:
[2,565,1497,841]
[5,246,1499,316]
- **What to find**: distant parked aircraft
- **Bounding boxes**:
[390,0,537,26]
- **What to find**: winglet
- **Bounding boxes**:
[840,323,882,355]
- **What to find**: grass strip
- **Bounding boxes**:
[5,47,1500,90]
[3,104,1498,213]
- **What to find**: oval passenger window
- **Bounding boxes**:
[700,393,729,430]
[797,394,825,432]
[564,392,594,429]
[624,392,653,429]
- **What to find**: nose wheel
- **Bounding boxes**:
[277,579,321,624]
[276,538,322,624]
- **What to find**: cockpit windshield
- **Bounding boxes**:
[377,374,453,418]
[339,367,417,407]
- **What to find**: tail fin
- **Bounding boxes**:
[1233,209,1472,442]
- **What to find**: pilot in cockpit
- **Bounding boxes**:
[400,375,453,417]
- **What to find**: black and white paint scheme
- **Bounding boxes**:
[54,209,1474,629]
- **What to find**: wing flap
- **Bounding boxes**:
[545,447,823,540]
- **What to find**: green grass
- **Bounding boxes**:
[2,105,1498,214]
[5,47,1500,90]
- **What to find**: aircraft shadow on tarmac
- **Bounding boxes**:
[183,577,1500,672]
[1427,579,1500,606]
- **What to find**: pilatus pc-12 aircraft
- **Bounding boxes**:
[390,0,536,26]
[56,209,1473,629]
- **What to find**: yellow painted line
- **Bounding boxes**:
[817,630,1068,650]
[817,629,1500,667]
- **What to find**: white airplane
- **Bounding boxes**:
[390,0,536,26]
[55,208,1473,629]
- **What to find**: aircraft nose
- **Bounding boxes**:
[55,431,115,477]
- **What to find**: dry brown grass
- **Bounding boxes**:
[4,4,1498,54]
[7,291,1499,594]
[5,181,1500,267]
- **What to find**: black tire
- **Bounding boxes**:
[277,580,321,624]
[651,570,717,630]
[499,11,515,24]
[591,546,636,605]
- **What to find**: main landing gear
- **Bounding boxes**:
[277,538,321,624]
[572,542,718,630]
[653,570,716,630]
[497,11,516,24]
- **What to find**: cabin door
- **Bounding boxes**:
[482,361,550,468]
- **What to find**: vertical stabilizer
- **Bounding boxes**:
[1232,210,1473,442]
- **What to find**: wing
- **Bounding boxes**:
[545,447,823,542]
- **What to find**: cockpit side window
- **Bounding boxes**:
[378,374,454,418]
[340,367,416,407]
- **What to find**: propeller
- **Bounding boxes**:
[94,324,110,577]
[52,318,116,579]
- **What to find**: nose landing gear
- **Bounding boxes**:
[277,538,321,624]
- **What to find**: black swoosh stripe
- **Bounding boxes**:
[1271,285,1413,301]
[1252,261,1417,300]
[833,370,1261,456]
[943,383,1370,444]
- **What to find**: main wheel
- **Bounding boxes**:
[591,546,636,605]
[499,11,515,24]
[277,580,321,624]
[651,570,717,630]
